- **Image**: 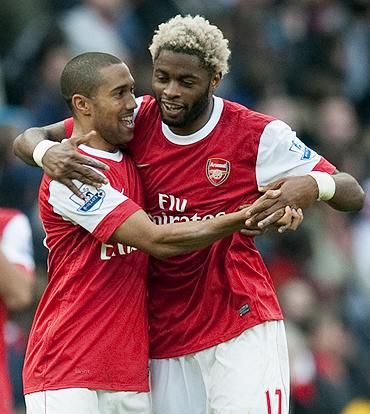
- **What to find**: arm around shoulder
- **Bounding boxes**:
[13,121,66,166]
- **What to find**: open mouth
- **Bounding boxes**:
[120,115,134,129]
[161,101,184,116]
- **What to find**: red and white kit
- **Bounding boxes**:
[64,96,336,413]
[0,208,34,414]
[130,95,335,359]
[130,95,335,414]
[23,144,149,395]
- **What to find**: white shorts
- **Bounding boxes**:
[151,320,289,414]
[25,388,151,414]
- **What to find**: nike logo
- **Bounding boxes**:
[136,163,150,168]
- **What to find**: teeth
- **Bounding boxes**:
[121,116,134,127]
[164,103,182,110]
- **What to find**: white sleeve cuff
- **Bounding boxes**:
[33,140,60,168]
[307,171,336,201]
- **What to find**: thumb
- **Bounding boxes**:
[69,130,97,147]
[258,178,285,193]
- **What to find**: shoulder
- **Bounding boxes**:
[134,95,159,121]
[0,208,23,225]
[0,208,31,236]
[221,99,276,134]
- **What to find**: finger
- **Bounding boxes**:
[68,173,106,188]
[278,224,289,233]
[289,208,304,231]
[61,150,109,172]
[245,190,282,219]
[71,165,109,185]
[276,206,293,233]
[69,130,97,147]
[246,206,281,226]
[238,204,250,211]
[258,178,285,193]
[67,132,109,171]
[257,208,286,229]
[278,207,303,233]
[246,208,279,225]
[74,153,110,170]
[59,178,85,199]
[52,164,109,187]
[69,173,109,188]
[275,206,293,226]
[261,189,282,199]
[56,155,109,174]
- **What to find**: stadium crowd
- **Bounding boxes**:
[0,0,369,413]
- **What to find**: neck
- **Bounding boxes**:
[73,123,117,153]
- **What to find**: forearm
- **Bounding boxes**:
[152,210,246,258]
[328,172,365,211]
[13,122,66,166]
[112,209,248,259]
[249,172,365,225]
[13,128,48,166]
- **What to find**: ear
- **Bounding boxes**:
[71,94,92,116]
[211,72,222,90]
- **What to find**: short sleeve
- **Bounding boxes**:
[256,120,336,186]
[48,179,141,242]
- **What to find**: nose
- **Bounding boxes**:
[126,93,138,110]
[163,80,180,98]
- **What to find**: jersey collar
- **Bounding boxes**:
[78,144,123,161]
[161,96,224,145]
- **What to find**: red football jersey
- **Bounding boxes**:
[23,144,150,393]
[63,96,336,359]
[0,209,34,414]
[128,95,336,358]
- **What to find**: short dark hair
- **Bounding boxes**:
[60,52,122,110]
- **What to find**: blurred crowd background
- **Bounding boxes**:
[0,0,369,413]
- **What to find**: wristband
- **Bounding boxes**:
[33,140,60,168]
[307,171,336,201]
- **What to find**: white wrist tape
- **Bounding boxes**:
[33,140,60,168]
[307,171,336,201]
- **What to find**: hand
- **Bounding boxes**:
[245,176,317,226]
[42,131,109,198]
[241,205,303,235]
[272,206,304,233]
[240,189,283,236]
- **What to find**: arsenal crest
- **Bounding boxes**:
[206,158,230,186]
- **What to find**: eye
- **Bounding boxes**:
[182,80,194,87]
[156,75,168,83]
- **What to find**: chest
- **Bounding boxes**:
[107,157,145,208]
[131,127,260,217]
